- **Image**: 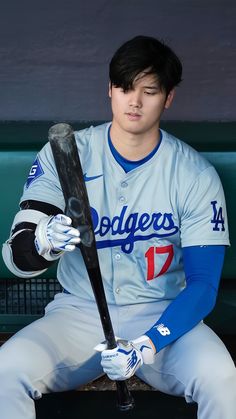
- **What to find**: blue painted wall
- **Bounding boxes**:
[0,0,235,121]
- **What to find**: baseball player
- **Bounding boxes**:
[1,35,236,419]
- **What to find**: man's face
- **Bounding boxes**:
[109,72,174,136]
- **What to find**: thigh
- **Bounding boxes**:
[0,293,105,393]
[136,322,235,399]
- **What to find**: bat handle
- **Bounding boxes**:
[107,334,135,410]
[66,196,135,410]
[116,381,135,411]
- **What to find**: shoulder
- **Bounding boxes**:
[72,122,111,165]
[74,122,111,149]
[39,122,111,158]
[160,129,218,184]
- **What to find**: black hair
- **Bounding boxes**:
[109,35,182,95]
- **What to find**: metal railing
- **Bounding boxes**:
[0,278,62,315]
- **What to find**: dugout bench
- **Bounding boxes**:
[0,121,235,418]
[0,121,236,338]
[0,121,236,335]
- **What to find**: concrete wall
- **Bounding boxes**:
[0,0,235,121]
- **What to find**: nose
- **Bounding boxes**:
[128,90,142,108]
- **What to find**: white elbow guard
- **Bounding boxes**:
[2,209,56,278]
[2,233,48,278]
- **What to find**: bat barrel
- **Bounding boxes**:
[48,123,84,203]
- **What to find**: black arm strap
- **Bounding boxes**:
[11,200,62,271]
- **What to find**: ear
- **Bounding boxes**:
[108,82,112,98]
[164,89,175,109]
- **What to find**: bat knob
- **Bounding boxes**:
[116,382,135,411]
[48,123,73,141]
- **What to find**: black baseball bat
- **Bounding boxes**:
[48,122,134,411]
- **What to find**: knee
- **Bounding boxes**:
[0,364,34,394]
[195,362,236,400]
[212,367,236,398]
[191,366,236,419]
[0,367,26,389]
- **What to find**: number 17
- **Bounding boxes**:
[145,245,174,281]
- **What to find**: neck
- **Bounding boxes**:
[109,124,160,161]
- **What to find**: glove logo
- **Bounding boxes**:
[126,350,140,376]
[128,351,138,369]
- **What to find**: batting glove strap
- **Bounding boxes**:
[130,335,156,364]
[34,214,80,260]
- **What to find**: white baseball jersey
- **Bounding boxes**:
[21,122,229,305]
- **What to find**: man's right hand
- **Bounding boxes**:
[34,214,81,259]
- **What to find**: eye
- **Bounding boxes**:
[144,90,157,95]
[119,88,129,94]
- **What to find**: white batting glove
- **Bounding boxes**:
[34,214,81,261]
[95,335,155,381]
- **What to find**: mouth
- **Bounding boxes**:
[125,112,142,121]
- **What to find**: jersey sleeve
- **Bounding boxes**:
[20,143,65,211]
[180,166,229,247]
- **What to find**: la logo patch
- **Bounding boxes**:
[26,157,44,188]
[211,200,225,231]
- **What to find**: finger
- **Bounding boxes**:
[54,224,80,237]
[54,214,72,226]
[94,342,108,352]
[101,347,119,357]
[54,243,77,252]
[64,244,77,252]
[94,337,123,353]
[52,234,81,246]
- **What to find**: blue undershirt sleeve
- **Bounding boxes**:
[145,245,225,353]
